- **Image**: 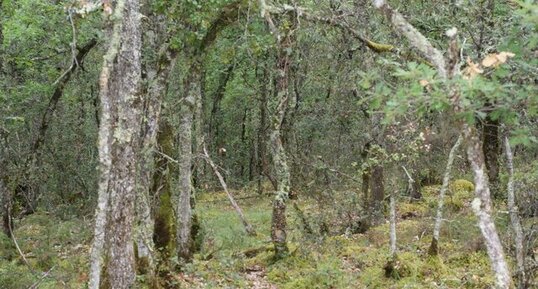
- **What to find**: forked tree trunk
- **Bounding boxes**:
[373,1,511,287]
[89,0,142,288]
[429,134,463,256]
[504,135,526,288]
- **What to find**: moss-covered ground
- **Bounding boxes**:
[0,180,535,288]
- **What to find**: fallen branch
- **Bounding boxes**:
[202,144,256,236]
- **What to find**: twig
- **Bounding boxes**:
[9,215,34,274]
[28,265,56,289]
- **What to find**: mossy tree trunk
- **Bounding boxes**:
[89,0,142,288]
[152,121,177,259]
[258,0,297,259]
[176,66,199,263]
[135,10,179,277]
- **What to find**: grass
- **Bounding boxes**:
[0,181,531,288]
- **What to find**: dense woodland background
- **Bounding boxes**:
[0,0,537,288]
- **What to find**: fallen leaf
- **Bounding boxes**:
[463,57,483,79]
[481,51,515,68]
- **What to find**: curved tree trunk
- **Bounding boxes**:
[88,0,142,288]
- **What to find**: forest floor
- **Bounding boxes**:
[0,180,535,288]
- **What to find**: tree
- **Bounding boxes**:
[373,1,512,287]
[88,0,142,287]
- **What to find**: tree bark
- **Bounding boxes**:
[176,67,199,263]
[88,0,142,288]
[135,40,178,277]
[429,134,463,256]
[504,135,526,288]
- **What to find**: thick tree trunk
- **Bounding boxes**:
[504,135,526,288]
[88,0,142,288]
[429,134,463,256]
[176,68,199,263]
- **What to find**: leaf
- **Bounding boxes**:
[481,51,515,68]
[463,57,483,79]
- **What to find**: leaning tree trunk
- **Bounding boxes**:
[429,134,463,256]
[88,0,142,288]
[176,67,199,263]
[504,134,526,288]
[373,1,511,287]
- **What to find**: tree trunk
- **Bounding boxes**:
[504,135,526,288]
[88,0,142,288]
[483,114,500,197]
[135,39,178,278]
[152,121,176,259]
[370,164,385,223]
[429,134,463,256]
[0,178,10,237]
[176,67,199,263]
[464,125,511,288]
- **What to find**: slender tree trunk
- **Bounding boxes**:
[389,188,397,259]
[463,125,511,288]
[429,134,463,256]
[88,0,142,288]
[258,0,296,258]
[504,135,526,288]
[176,67,199,263]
